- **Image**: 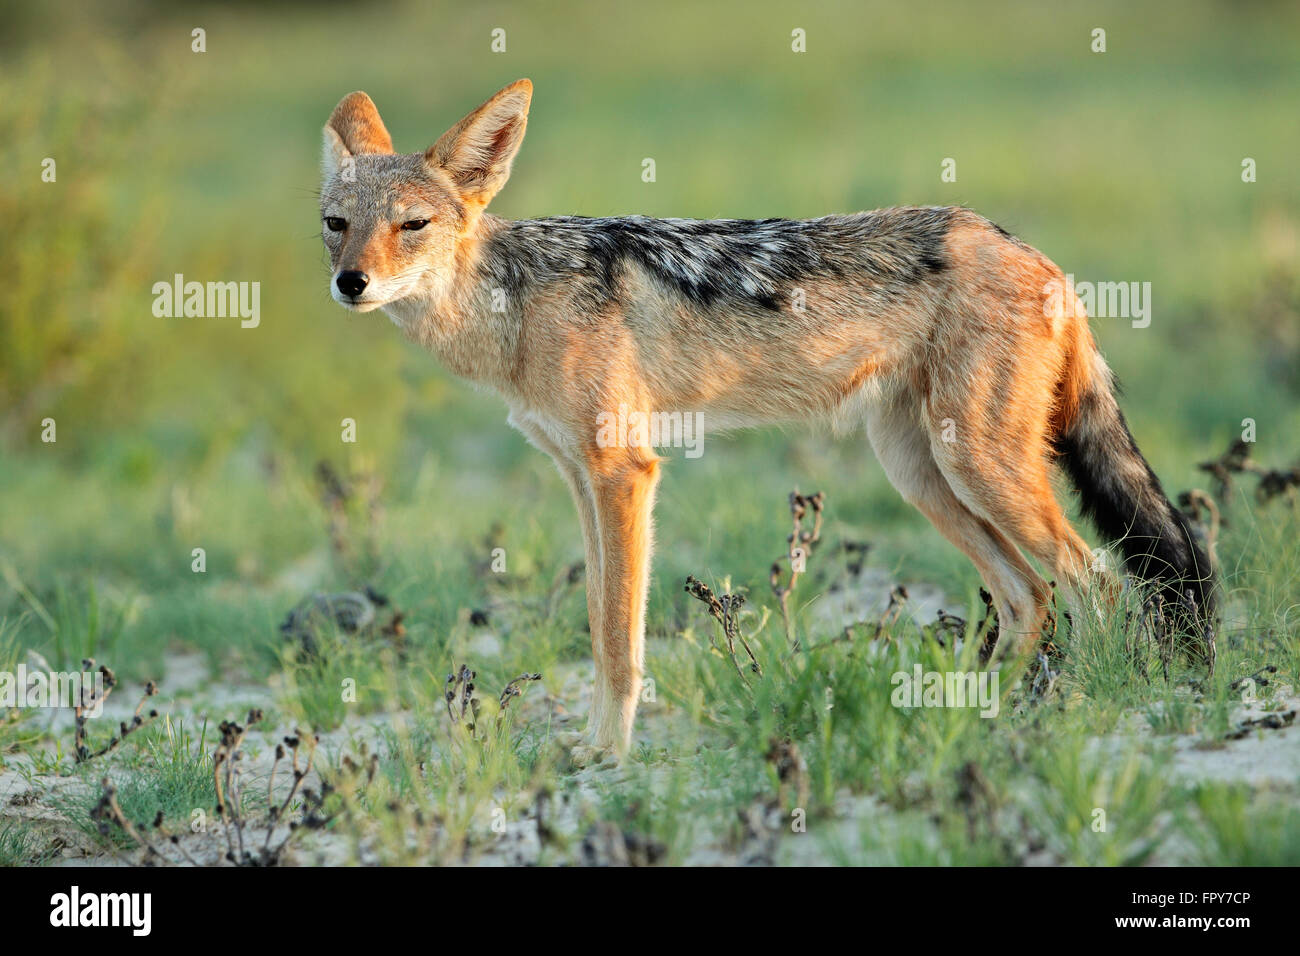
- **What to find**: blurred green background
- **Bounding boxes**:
[2,0,1297,677]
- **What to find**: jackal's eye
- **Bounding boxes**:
[324,217,347,232]
[401,219,430,231]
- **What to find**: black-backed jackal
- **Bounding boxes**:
[320,80,1215,757]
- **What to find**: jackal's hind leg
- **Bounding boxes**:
[924,433,1100,653]
[867,394,1052,659]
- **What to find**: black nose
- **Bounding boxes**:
[336,270,369,298]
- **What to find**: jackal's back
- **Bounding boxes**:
[479,206,957,316]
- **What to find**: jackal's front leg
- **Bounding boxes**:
[542,454,609,741]
[507,415,610,747]
[587,452,661,754]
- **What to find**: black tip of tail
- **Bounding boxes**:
[1055,410,1217,638]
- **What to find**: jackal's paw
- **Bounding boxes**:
[553,731,618,770]
[569,743,618,769]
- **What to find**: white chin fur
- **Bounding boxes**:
[331,294,385,313]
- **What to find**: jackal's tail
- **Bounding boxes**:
[1053,343,1217,636]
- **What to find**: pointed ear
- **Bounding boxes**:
[426,79,531,206]
[322,125,351,180]
[323,91,394,177]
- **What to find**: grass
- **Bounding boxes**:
[5,483,1300,865]
[1185,783,1300,866]
[1,0,1298,865]
[0,820,55,866]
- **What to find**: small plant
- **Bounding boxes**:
[445,664,544,740]
[770,490,825,648]
[315,459,384,580]
[1198,439,1300,505]
[211,710,322,866]
[684,575,760,678]
[88,708,372,867]
[444,664,480,730]
[73,659,159,763]
[498,672,543,716]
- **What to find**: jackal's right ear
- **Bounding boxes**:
[323,91,394,177]
[426,79,532,207]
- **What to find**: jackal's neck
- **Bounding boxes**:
[386,213,525,391]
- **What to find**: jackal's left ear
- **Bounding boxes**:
[426,79,532,206]
[323,91,394,178]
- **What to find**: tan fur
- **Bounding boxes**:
[321,81,1127,755]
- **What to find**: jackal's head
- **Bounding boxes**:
[319,80,531,312]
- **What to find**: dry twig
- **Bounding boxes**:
[685,575,760,678]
